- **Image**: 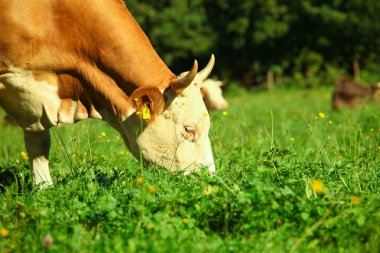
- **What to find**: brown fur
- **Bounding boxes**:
[332,77,380,110]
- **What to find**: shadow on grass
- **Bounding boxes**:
[0,165,33,193]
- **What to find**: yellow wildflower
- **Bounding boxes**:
[311,179,325,195]
[136,177,144,184]
[328,120,333,125]
[204,185,212,196]
[99,132,106,137]
[0,228,9,237]
[370,128,374,132]
[182,218,188,223]
[290,137,295,142]
[133,98,139,102]
[20,151,28,161]
[377,146,380,151]
[222,111,228,116]
[351,196,361,205]
[318,112,326,119]
[148,186,158,193]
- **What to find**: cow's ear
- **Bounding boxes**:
[170,60,198,94]
[131,87,165,121]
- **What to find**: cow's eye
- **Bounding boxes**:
[184,126,195,134]
[183,126,198,141]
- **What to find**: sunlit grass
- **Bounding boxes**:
[0,87,379,252]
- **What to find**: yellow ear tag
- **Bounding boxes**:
[142,103,151,120]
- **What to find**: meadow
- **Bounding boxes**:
[0,87,379,252]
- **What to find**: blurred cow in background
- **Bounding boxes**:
[179,55,228,111]
[332,77,380,110]
[200,78,228,110]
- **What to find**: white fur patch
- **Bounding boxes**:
[0,67,60,131]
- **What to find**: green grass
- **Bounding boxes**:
[1,87,379,252]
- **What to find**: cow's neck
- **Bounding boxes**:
[56,0,176,91]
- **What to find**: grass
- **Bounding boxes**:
[0,87,379,252]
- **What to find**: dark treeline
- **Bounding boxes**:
[126,0,380,87]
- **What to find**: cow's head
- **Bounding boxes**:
[118,61,215,174]
[200,79,228,110]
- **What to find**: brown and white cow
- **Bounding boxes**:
[332,77,380,110]
[0,0,215,188]
[179,55,228,110]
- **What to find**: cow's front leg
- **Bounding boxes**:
[24,130,53,188]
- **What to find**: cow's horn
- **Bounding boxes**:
[198,54,215,81]
[171,60,198,93]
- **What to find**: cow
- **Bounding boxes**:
[201,78,228,110]
[332,77,380,110]
[0,0,215,188]
[179,55,228,110]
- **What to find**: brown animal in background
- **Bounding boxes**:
[332,77,380,110]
